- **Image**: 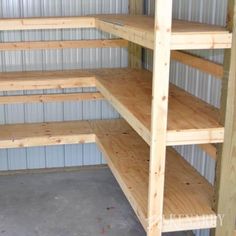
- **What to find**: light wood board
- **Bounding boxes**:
[0,70,96,91]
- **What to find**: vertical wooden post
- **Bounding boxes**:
[128,0,143,68]
[213,0,236,236]
[147,1,172,236]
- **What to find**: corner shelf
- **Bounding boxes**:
[95,68,224,146]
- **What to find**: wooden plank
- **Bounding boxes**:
[0,70,96,91]
[95,15,232,50]
[214,1,236,235]
[0,17,95,30]
[0,121,95,149]
[147,1,172,235]
[0,92,103,105]
[128,0,143,68]
[0,39,128,51]
[171,51,224,78]
[94,119,217,233]
[95,68,224,146]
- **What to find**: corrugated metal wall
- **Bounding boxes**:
[0,0,128,171]
[145,1,227,235]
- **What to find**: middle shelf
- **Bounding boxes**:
[94,68,224,146]
[0,68,224,146]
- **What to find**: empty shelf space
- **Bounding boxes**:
[0,70,96,91]
[95,68,224,146]
[95,119,217,232]
[94,15,232,49]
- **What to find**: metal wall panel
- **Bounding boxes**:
[145,1,227,235]
[0,0,128,171]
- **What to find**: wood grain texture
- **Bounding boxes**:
[0,92,103,105]
[94,119,217,233]
[0,70,96,91]
[214,1,236,235]
[0,39,128,51]
[0,17,95,30]
[95,68,224,146]
[95,15,232,50]
[171,51,224,78]
[0,121,95,149]
[147,2,172,235]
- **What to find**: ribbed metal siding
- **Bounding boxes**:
[0,0,128,171]
[145,1,227,235]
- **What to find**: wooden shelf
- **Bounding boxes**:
[0,121,96,149]
[0,15,231,50]
[95,68,224,146]
[94,119,217,232]
[95,15,232,49]
[0,70,96,91]
[0,17,95,30]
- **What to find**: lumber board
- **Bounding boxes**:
[0,39,128,51]
[95,119,217,232]
[0,17,95,30]
[147,2,172,235]
[171,51,224,78]
[95,15,232,50]
[0,70,96,91]
[0,92,103,105]
[0,121,95,149]
[95,68,224,146]
[214,1,236,235]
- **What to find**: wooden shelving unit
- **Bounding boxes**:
[0,1,235,236]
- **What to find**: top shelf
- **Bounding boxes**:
[0,15,232,50]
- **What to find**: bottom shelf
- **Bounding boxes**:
[0,118,217,232]
[95,120,217,232]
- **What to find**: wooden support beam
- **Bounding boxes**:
[171,51,224,79]
[0,17,95,30]
[147,1,172,236]
[0,39,128,51]
[213,1,236,236]
[128,0,143,68]
[0,92,103,105]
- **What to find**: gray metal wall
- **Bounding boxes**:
[0,0,128,171]
[145,1,227,235]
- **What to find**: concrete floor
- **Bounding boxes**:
[0,167,188,236]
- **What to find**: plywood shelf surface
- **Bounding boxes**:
[95,119,217,232]
[95,68,224,146]
[95,15,232,49]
